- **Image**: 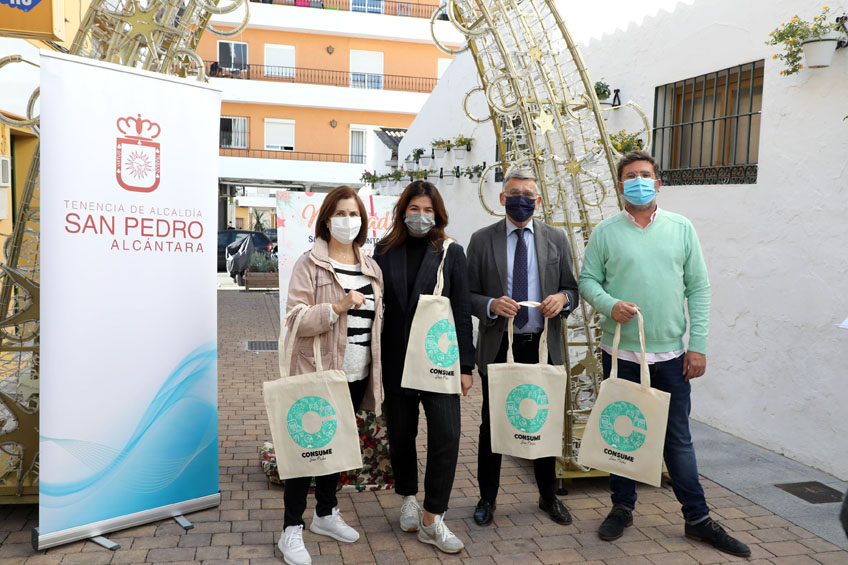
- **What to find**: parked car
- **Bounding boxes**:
[265,228,278,253]
[218,230,273,272]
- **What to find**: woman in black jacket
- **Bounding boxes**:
[374,180,474,554]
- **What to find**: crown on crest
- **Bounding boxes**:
[116,114,161,139]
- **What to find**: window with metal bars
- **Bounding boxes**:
[652,60,763,186]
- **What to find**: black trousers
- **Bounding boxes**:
[478,332,557,503]
[384,390,461,515]
[283,378,368,528]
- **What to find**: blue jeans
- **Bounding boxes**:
[601,352,710,523]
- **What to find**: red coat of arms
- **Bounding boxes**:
[116,114,161,193]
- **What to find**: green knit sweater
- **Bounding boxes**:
[578,209,710,354]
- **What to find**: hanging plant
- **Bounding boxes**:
[765,6,845,75]
[594,80,611,101]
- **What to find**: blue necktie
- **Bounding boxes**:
[513,228,528,329]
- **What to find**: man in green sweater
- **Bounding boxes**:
[579,150,750,558]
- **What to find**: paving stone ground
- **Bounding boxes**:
[1,288,847,564]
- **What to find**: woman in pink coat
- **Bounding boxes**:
[277,185,384,565]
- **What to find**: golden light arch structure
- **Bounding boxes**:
[431,0,651,477]
[0,0,248,502]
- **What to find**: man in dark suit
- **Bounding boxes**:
[466,168,579,526]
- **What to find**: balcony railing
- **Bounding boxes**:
[250,0,446,20]
[206,61,437,93]
[221,147,366,164]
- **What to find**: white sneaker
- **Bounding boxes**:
[309,507,360,543]
[399,495,421,532]
[417,513,465,553]
[278,525,312,565]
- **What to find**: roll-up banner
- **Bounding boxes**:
[37,51,222,550]
[275,190,397,306]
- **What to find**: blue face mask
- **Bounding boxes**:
[504,195,536,223]
[621,177,657,206]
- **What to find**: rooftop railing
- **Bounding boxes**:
[221,147,367,164]
[250,0,446,20]
[206,61,437,93]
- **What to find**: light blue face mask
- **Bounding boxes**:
[621,177,656,206]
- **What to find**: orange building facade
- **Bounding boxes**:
[197,0,462,230]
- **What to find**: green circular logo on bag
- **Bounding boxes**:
[425,318,459,367]
[505,384,549,433]
[287,396,337,449]
[599,401,647,452]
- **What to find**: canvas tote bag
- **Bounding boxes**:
[263,303,362,480]
[488,301,567,459]
[578,311,671,487]
[401,239,462,394]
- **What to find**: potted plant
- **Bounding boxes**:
[431,138,452,158]
[411,147,425,164]
[453,134,474,159]
[766,6,845,74]
[605,129,644,154]
[594,80,611,102]
[463,164,484,179]
[404,153,415,167]
[425,168,439,181]
[389,169,404,189]
[360,170,375,185]
[245,251,279,290]
[442,166,456,185]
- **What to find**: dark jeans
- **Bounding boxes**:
[601,352,710,522]
[478,332,557,504]
[384,391,460,514]
[283,378,369,528]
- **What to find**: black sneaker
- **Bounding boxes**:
[685,517,751,557]
[598,505,633,541]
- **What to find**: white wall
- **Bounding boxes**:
[397,0,848,479]
[211,3,464,46]
[583,0,848,480]
[391,51,501,250]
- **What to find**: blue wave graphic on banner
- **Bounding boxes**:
[39,343,218,534]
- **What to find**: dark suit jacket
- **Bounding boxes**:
[466,219,579,375]
[374,239,475,396]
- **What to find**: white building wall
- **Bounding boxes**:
[580,0,848,481]
[396,0,848,480]
[211,3,464,46]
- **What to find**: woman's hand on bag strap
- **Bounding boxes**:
[333,289,366,315]
[461,373,473,396]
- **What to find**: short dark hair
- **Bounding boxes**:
[314,185,369,246]
[378,180,449,252]
[616,150,661,181]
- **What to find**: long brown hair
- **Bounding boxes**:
[314,185,369,246]
[378,181,449,253]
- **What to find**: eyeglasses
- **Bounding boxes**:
[504,189,538,199]
[621,172,656,180]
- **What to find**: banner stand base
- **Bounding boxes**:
[33,492,221,551]
[90,536,120,551]
[173,515,194,531]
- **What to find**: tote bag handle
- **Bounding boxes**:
[279,303,324,378]
[505,300,550,365]
[609,310,650,390]
[433,238,454,296]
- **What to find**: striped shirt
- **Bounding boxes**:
[328,259,374,382]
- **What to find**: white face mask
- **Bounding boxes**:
[329,216,361,244]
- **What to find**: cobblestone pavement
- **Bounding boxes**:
[1,289,847,564]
